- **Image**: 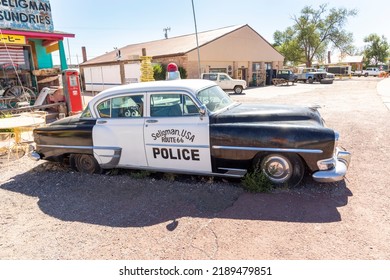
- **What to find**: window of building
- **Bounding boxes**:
[252,62,262,72]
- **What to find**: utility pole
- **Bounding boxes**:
[66,38,72,66]
[191,0,201,78]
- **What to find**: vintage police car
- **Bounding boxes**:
[31,79,351,187]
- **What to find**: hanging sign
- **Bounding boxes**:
[0,0,54,32]
[0,34,26,44]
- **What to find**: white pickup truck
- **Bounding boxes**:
[201,73,247,94]
[353,67,381,77]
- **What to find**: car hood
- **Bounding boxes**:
[210,103,324,127]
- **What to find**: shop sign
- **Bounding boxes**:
[0,34,26,44]
[0,0,54,32]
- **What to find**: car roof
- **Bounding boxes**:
[92,79,216,100]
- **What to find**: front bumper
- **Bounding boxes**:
[312,149,351,183]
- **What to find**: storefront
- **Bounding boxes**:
[0,0,74,103]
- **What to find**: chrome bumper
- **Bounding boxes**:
[312,149,351,183]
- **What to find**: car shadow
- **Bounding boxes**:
[0,164,352,228]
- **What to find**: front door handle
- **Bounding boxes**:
[146,119,158,123]
[97,120,107,124]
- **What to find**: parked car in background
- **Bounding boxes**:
[353,67,381,77]
[201,72,247,94]
[31,79,351,188]
[272,69,298,86]
[296,68,334,84]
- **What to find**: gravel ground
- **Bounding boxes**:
[0,77,389,260]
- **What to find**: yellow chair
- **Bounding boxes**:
[0,132,15,164]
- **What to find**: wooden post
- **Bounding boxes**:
[82,46,87,62]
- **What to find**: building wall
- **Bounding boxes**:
[83,65,121,92]
[29,39,53,69]
[186,25,284,82]
[81,61,141,93]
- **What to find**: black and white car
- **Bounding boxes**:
[32,79,351,187]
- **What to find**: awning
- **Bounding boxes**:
[0,28,75,40]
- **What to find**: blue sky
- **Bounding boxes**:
[49,0,389,64]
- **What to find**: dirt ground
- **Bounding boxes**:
[0,77,389,260]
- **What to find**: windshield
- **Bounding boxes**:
[197,85,234,113]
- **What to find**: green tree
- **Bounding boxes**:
[363,34,390,67]
[273,4,357,66]
[273,28,304,65]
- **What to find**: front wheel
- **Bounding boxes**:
[257,153,305,188]
[70,154,102,174]
[233,85,243,94]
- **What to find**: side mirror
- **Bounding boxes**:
[199,104,207,116]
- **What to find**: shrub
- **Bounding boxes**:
[241,168,273,193]
[153,64,165,80]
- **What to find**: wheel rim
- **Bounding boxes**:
[261,154,292,184]
[74,154,97,174]
[235,86,242,94]
[4,86,35,107]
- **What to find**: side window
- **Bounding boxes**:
[204,74,217,81]
[80,106,92,118]
[150,94,198,117]
[97,99,111,118]
[184,95,199,115]
[219,75,226,81]
[111,95,143,118]
[96,95,144,118]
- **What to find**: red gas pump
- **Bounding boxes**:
[62,69,83,115]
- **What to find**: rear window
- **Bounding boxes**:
[202,74,217,81]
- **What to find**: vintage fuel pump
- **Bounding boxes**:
[62,69,83,115]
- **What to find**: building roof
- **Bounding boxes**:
[328,54,364,65]
[81,24,273,66]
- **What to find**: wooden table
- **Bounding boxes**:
[0,113,46,143]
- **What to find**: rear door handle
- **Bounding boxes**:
[97,120,107,124]
[146,119,158,123]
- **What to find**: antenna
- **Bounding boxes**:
[163,27,171,39]
[114,47,121,60]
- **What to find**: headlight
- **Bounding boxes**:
[334,131,339,153]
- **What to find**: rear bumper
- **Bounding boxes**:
[312,149,351,183]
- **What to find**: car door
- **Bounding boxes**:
[92,93,148,168]
[144,92,212,173]
[218,73,231,90]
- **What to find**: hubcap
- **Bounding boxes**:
[261,155,292,183]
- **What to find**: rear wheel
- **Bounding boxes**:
[307,77,314,84]
[234,85,243,94]
[70,154,102,174]
[256,153,305,188]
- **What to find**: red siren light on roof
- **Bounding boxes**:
[166,62,181,80]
